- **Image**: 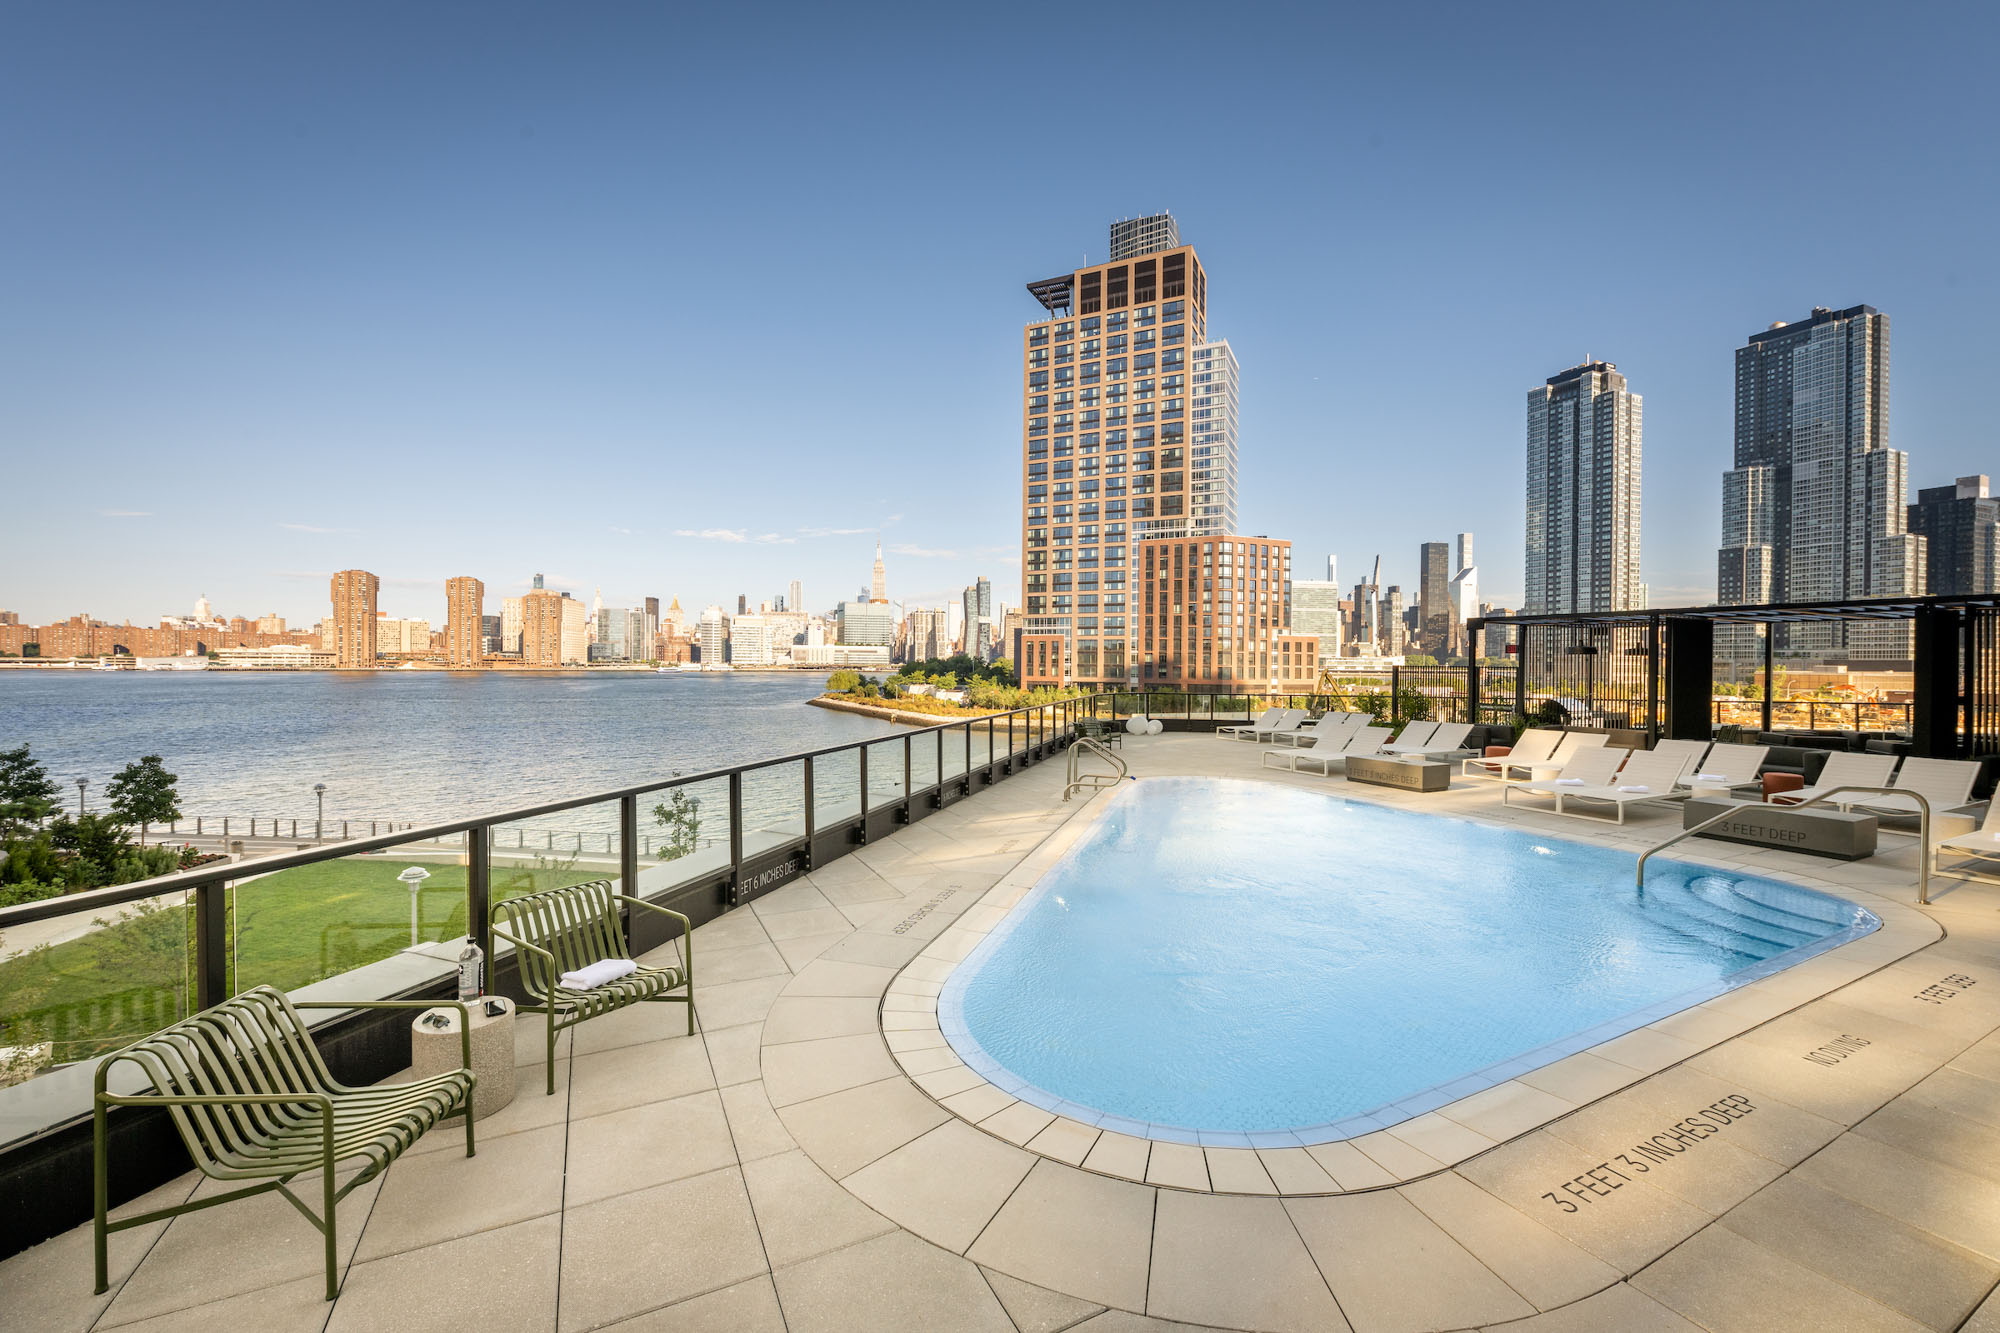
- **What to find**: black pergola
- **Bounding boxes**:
[1466,595,2000,757]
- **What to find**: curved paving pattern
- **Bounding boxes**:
[11,734,2000,1332]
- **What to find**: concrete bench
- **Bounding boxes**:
[1346,755,1451,793]
[1683,796,1877,860]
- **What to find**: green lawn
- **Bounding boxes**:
[0,854,605,1072]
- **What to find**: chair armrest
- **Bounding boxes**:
[98,1090,334,1114]
[295,999,474,1072]
[614,895,694,979]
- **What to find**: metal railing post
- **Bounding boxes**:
[802,758,816,864]
[987,716,997,778]
[856,745,869,844]
[619,795,638,898]
[936,728,945,804]
[902,733,913,821]
[194,879,229,1009]
[1639,784,1932,905]
[727,771,744,902]
[467,825,491,960]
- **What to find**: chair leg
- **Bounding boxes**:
[546,1011,558,1096]
[464,1076,478,1157]
[322,1170,339,1301]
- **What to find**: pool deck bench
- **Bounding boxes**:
[16,732,2000,1333]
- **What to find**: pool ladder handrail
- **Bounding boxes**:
[1636,785,1931,905]
[1063,737,1128,802]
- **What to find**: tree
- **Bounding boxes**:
[106,755,181,846]
[652,781,702,861]
[825,669,860,693]
[0,744,61,835]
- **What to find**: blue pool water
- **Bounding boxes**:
[940,778,1878,1146]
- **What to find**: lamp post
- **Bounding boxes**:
[397,866,431,947]
[75,777,88,817]
[313,783,327,841]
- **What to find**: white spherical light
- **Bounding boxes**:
[1125,716,1145,734]
[1147,719,1164,735]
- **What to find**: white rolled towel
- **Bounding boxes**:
[1554,778,1585,786]
[1694,773,1727,783]
[559,958,639,990]
[1617,785,1651,793]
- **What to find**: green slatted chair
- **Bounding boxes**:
[491,879,695,1094]
[93,986,475,1301]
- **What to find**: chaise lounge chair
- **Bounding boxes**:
[1769,751,1899,809]
[1265,725,1393,775]
[1224,707,1304,742]
[1831,757,1982,835]
[1931,799,2000,880]
[1218,706,1287,738]
[1501,746,1631,810]
[1674,743,1770,796]
[1382,722,1475,758]
[1462,728,1561,781]
[1551,748,1696,823]
[1270,712,1365,749]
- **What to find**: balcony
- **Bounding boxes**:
[5,679,1996,1332]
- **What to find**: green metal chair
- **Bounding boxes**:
[94,986,475,1301]
[491,879,695,1094]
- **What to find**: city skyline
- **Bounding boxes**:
[5,7,1997,625]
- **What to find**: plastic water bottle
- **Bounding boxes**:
[456,937,485,1001]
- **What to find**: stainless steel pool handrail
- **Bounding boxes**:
[1636,785,1932,904]
[1063,737,1128,802]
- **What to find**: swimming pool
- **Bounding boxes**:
[939,777,1878,1147]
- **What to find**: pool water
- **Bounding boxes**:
[940,777,1877,1145]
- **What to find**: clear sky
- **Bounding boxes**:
[3,3,1995,627]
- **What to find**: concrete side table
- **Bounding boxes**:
[412,997,517,1122]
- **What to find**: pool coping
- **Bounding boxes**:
[879,766,1944,1195]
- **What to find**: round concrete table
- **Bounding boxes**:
[411,997,516,1122]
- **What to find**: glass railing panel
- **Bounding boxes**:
[867,739,905,812]
[488,800,624,908]
[811,749,861,828]
[231,831,480,1002]
[941,724,968,780]
[740,759,805,862]
[911,728,941,793]
[633,777,729,894]
[0,883,197,1132]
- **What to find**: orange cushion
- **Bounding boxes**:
[1484,745,1513,758]
[1761,772,1804,800]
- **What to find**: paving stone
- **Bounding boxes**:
[968,1160,1156,1311]
[557,1168,766,1333]
[981,1267,1107,1333]
[1455,1133,1714,1272]
[567,1033,716,1119]
[597,1276,787,1332]
[1201,1147,1276,1194]
[356,1120,565,1261]
[565,1089,739,1206]
[774,1229,1015,1333]
[1475,1281,1700,1331]
[1632,1224,1926,1332]
[0,1174,199,1333]
[702,1020,764,1086]
[843,1120,1036,1253]
[720,1079,798,1162]
[778,1074,952,1178]
[329,1213,559,1333]
[1285,1190,1536,1332]
[1721,1174,1997,1330]
[1144,1141,1209,1191]
[760,994,881,1044]
[1399,1170,1621,1311]
[1793,1133,2000,1261]
[1148,1190,1350,1332]
[740,1149,896,1267]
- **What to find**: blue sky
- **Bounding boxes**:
[3,3,1995,626]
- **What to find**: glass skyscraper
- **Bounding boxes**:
[1524,362,1643,614]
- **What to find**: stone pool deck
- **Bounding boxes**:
[12,732,2000,1332]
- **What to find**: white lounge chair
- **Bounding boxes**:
[1675,743,1770,795]
[1462,728,1561,781]
[1383,722,1474,758]
[1502,747,1631,809]
[1932,798,2000,880]
[1385,721,1439,751]
[1273,726,1394,776]
[1836,757,1982,833]
[1498,731,1607,784]
[1270,713,1365,749]
[1552,749,1696,823]
[1770,752,1899,808]
[1224,708,1304,741]
[1648,739,1711,774]
[1218,707,1289,738]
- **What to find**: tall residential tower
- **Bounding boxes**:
[1714,306,1921,659]
[329,569,379,669]
[1525,362,1643,614]
[1021,212,1217,687]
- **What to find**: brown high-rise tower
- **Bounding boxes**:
[445,576,484,669]
[1020,213,1207,688]
[329,569,379,669]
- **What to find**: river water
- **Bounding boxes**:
[0,671,904,829]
